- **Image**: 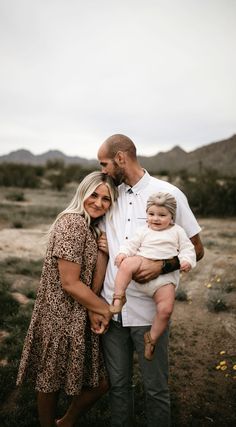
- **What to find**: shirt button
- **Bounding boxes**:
[129,202,132,205]
[128,219,130,221]
[125,237,128,239]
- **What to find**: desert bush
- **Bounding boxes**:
[0,276,19,329]
[1,204,60,227]
[12,220,24,228]
[175,288,188,301]
[0,164,42,188]
[25,289,37,299]
[181,169,236,217]
[0,257,43,278]
[6,191,26,202]
[206,291,229,312]
[64,165,95,184]
[47,171,67,191]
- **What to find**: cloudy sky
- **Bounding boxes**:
[0,0,235,159]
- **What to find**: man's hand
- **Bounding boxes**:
[133,258,163,284]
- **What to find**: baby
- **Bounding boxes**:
[110,192,196,360]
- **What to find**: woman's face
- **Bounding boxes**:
[84,183,112,219]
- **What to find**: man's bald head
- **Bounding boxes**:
[101,134,137,160]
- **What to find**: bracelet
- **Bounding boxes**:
[161,256,180,274]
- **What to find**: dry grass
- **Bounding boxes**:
[0,186,236,426]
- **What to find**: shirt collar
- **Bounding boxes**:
[123,169,151,195]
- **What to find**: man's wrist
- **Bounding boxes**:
[161,256,180,274]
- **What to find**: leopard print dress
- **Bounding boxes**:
[16,213,107,395]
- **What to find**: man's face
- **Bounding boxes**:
[97,147,125,186]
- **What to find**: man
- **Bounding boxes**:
[97,134,204,427]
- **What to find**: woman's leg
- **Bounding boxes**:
[150,284,175,342]
[111,256,143,312]
[56,378,109,427]
[37,391,59,427]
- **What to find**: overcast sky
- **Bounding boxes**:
[0,0,235,159]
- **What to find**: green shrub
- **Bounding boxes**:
[0,258,43,278]
[12,221,24,228]
[6,191,26,202]
[206,292,228,312]
[175,288,188,301]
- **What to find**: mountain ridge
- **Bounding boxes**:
[0,134,235,175]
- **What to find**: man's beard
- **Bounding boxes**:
[112,165,125,186]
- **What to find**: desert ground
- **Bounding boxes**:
[0,186,236,426]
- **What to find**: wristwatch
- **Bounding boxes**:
[161,256,180,274]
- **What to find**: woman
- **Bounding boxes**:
[16,171,118,427]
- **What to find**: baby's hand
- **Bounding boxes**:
[180,261,192,272]
[115,253,127,267]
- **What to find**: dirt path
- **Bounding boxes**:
[0,226,47,260]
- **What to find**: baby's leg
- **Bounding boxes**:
[144,283,175,360]
[110,256,143,313]
[115,255,143,294]
[150,283,175,342]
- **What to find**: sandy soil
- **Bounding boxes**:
[0,227,47,260]
[0,213,236,426]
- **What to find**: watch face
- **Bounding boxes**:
[165,262,172,273]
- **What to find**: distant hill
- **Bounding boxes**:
[0,135,235,176]
[0,149,99,168]
[139,134,236,176]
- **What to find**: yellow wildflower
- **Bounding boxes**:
[220,361,226,365]
[233,365,236,370]
[221,365,227,371]
[219,351,226,355]
[207,284,212,288]
[216,365,221,370]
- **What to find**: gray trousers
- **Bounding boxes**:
[102,320,171,427]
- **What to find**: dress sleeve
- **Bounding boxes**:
[52,214,88,264]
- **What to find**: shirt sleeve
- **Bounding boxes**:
[172,187,202,238]
[119,227,144,256]
[177,226,197,268]
[52,214,87,264]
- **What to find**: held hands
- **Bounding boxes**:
[114,253,127,267]
[180,261,192,273]
[88,310,112,335]
[97,232,109,254]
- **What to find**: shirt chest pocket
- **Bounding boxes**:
[135,217,147,227]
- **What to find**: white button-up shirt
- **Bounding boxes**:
[102,171,201,326]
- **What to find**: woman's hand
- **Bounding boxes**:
[88,310,112,334]
[97,232,109,255]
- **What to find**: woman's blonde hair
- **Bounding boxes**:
[48,171,118,239]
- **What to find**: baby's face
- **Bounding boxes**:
[146,205,172,231]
